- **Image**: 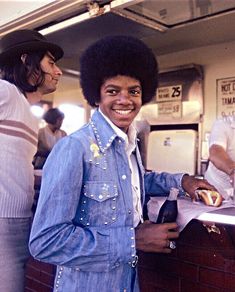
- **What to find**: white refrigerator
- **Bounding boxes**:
[146,129,197,175]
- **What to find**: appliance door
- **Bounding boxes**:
[146,129,197,175]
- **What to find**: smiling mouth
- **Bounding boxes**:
[114,109,133,115]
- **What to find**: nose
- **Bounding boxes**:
[55,65,63,76]
[118,90,131,104]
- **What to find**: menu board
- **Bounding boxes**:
[216,77,235,118]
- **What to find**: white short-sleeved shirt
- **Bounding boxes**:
[204,117,235,199]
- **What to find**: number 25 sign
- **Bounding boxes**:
[156,85,182,103]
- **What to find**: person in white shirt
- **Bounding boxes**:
[0,29,63,292]
[205,115,235,200]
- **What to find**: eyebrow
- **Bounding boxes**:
[104,84,141,89]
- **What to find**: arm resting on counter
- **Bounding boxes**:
[209,144,235,179]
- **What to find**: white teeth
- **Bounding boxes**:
[115,109,132,115]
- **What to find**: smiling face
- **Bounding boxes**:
[38,51,62,94]
[99,75,142,133]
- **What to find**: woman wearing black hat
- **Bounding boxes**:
[29,35,215,292]
[0,29,63,292]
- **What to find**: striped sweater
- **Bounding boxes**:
[0,80,39,217]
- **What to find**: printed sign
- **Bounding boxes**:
[156,85,182,103]
[158,101,182,118]
[217,77,235,118]
[156,85,182,118]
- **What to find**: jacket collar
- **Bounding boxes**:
[90,110,118,153]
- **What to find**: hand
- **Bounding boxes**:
[181,174,217,200]
[135,221,179,253]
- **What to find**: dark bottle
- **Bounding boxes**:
[156,188,179,224]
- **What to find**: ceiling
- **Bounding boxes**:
[1,0,235,73]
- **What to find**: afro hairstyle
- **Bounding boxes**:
[79,35,158,107]
[43,108,64,125]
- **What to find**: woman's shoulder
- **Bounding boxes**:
[60,129,67,137]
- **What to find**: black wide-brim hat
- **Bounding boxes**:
[0,29,64,65]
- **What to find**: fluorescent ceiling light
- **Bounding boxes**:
[40,11,96,35]
[39,4,111,35]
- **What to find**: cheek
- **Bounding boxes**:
[44,73,53,83]
[136,98,142,108]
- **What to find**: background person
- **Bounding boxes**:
[33,107,67,213]
[0,29,63,292]
[29,35,215,292]
[204,115,235,200]
[33,107,67,170]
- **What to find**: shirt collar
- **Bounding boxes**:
[98,108,138,148]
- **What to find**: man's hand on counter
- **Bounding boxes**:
[135,220,179,253]
[181,174,217,200]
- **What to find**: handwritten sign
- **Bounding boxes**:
[217,77,235,118]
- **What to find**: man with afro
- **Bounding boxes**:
[30,35,216,292]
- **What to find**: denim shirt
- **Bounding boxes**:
[29,110,184,292]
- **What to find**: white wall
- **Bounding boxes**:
[158,40,235,139]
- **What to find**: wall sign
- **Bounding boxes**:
[156,85,182,118]
[156,85,182,102]
[217,77,235,118]
[139,65,203,124]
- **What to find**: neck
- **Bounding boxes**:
[25,91,43,105]
[48,124,57,133]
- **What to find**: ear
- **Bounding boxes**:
[21,54,27,64]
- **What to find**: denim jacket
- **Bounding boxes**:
[29,110,184,292]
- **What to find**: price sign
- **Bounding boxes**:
[158,101,182,118]
[156,85,182,103]
[156,85,182,118]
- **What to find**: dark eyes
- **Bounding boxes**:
[106,88,141,96]
[106,89,117,95]
[48,58,56,65]
[130,89,141,96]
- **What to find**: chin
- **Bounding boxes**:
[45,87,57,94]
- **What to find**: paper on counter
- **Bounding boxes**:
[147,196,234,232]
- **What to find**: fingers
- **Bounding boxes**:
[161,239,177,253]
[162,222,178,230]
[167,230,179,240]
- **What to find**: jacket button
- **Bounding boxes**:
[122,175,127,180]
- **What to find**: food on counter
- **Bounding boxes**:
[196,189,223,207]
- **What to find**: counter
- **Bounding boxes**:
[198,207,235,225]
[138,218,235,292]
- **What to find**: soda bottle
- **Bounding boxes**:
[156,188,179,249]
[156,187,179,223]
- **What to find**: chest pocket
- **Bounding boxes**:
[78,181,119,226]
